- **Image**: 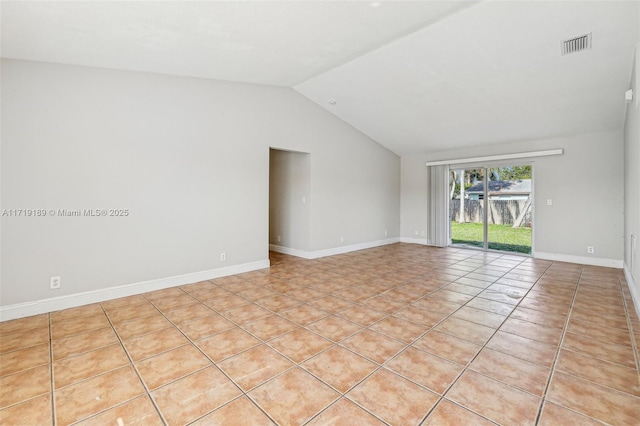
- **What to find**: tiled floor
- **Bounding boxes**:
[1,243,640,425]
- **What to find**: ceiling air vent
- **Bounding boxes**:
[561,33,591,55]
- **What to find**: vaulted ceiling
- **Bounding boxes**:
[2,1,638,155]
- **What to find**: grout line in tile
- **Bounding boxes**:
[48,313,55,426]
[618,275,640,374]
[98,302,169,426]
[532,267,582,424]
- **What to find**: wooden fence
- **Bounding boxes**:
[450,199,532,227]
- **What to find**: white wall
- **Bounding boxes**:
[0,59,400,313]
[269,149,311,251]
[401,131,624,266]
[624,48,640,316]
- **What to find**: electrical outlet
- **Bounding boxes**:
[50,276,61,289]
[220,252,227,262]
[547,199,553,206]
[277,235,281,242]
[414,230,419,236]
[421,230,425,237]
[587,246,594,254]
[385,230,388,237]
[340,236,345,243]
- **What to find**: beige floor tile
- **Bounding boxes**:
[486,331,557,367]
[570,307,628,330]
[334,287,376,303]
[429,289,474,304]
[567,318,632,347]
[336,305,387,326]
[243,314,299,341]
[455,277,494,289]
[307,398,384,426]
[100,294,148,311]
[555,349,640,397]
[5,246,640,426]
[254,295,301,312]
[442,282,484,296]
[235,287,279,301]
[285,287,327,302]
[0,364,50,409]
[77,395,163,426]
[218,345,293,391]
[413,331,482,366]
[54,366,145,425]
[422,399,495,425]
[308,296,353,313]
[0,393,51,426]
[123,327,189,361]
[113,313,172,340]
[163,302,215,324]
[370,316,427,343]
[469,348,551,396]
[435,317,496,346]
[451,306,506,329]
[306,315,362,342]
[179,314,235,340]
[340,329,405,364]
[136,344,211,390]
[412,297,461,316]
[0,343,50,377]
[204,294,250,311]
[280,304,330,325]
[51,313,111,340]
[196,327,261,362]
[249,368,339,425]
[149,293,198,312]
[145,287,185,301]
[302,346,377,393]
[0,314,49,336]
[547,372,640,425]
[192,396,274,425]
[510,306,567,329]
[386,347,463,394]
[562,331,636,368]
[499,318,563,346]
[538,401,604,426]
[53,344,129,389]
[348,369,438,425]
[446,370,540,426]
[465,298,515,316]
[52,327,118,361]
[51,304,104,323]
[152,366,241,425]
[223,303,272,325]
[393,306,445,327]
[361,296,406,314]
[104,302,160,324]
[268,328,332,363]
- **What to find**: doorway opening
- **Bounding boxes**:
[268,148,311,257]
[449,165,533,254]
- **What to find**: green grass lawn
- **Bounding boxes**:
[451,222,532,254]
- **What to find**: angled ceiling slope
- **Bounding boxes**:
[2,1,639,155]
[0,0,475,86]
[297,1,640,154]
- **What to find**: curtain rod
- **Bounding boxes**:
[425,149,563,167]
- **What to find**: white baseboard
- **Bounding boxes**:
[624,262,640,321]
[399,237,430,245]
[270,238,400,260]
[535,252,623,268]
[0,259,270,322]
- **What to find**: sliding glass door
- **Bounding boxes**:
[450,165,532,254]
